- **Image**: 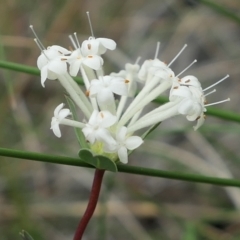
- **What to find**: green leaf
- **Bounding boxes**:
[79,149,117,172]
[19,230,34,240]
[65,96,89,149]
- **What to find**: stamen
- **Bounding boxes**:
[34,38,49,60]
[69,35,78,49]
[176,59,197,77]
[204,89,216,97]
[29,25,46,50]
[86,11,94,37]
[205,98,230,107]
[74,32,81,49]
[154,41,160,59]
[203,75,229,92]
[168,44,187,67]
[33,38,44,51]
[125,79,130,83]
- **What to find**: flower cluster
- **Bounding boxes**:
[32,24,229,164]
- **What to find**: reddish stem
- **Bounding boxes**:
[73,169,105,240]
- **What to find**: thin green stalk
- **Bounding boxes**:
[1,147,240,187]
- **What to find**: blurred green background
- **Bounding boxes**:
[0,0,240,239]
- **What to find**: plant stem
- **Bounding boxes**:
[73,169,105,240]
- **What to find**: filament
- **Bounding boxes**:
[154,42,160,59]
[176,59,197,77]
[168,44,187,67]
[205,98,230,107]
[203,75,229,92]
[86,11,94,37]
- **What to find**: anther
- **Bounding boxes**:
[85,90,90,96]
[125,79,130,83]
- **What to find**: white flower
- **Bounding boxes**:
[82,37,116,55]
[138,59,174,83]
[105,126,143,164]
[111,63,140,97]
[37,46,70,87]
[50,103,71,138]
[67,48,103,76]
[89,75,128,104]
[169,76,207,129]
[82,110,117,145]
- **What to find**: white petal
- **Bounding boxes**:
[116,126,127,142]
[170,85,192,100]
[98,38,116,50]
[83,56,103,70]
[125,136,143,150]
[37,54,48,69]
[41,65,48,87]
[82,126,96,144]
[98,111,117,128]
[50,45,71,55]
[97,88,113,104]
[193,114,205,130]
[181,75,201,87]
[89,79,103,96]
[186,103,203,121]
[54,103,64,117]
[47,70,58,80]
[110,79,128,96]
[118,146,128,164]
[59,109,71,120]
[48,60,67,75]
[96,128,115,145]
[138,60,152,81]
[88,110,99,126]
[81,39,99,55]
[69,60,82,76]
[178,99,194,115]
[51,123,61,138]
